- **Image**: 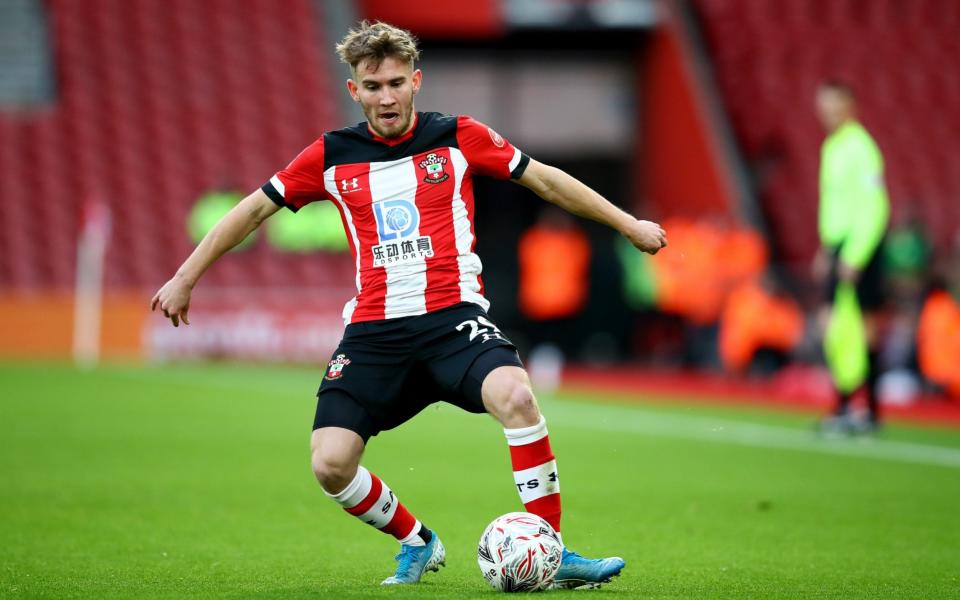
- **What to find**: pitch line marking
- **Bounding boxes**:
[551,404,960,469]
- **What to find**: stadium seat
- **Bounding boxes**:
[0,0,345,292]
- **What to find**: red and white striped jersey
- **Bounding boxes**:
[262,112,530,324]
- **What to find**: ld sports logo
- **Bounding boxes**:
[374,199,419,241]
[371,198,434,267]
[417,153,449,184]
[325,354,351,380]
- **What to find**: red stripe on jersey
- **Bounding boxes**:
[508,437,555,471]
[345,472,383,516]
[414,147,463,312]
[334,163,386,322]
[459,168,485,296]
[381,504,417,538]
[523,493,562,532]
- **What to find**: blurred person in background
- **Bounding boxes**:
[518,207,590,389]
[151,20,667,590]
[917,231,960,399]
[812,80,889,433]
[188,186,254,250]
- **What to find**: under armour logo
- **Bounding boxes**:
[341,178,360,192]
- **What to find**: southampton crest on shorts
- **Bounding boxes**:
[418,153,449,184]
[325,354,351,380]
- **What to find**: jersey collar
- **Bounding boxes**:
[366,113,419,147]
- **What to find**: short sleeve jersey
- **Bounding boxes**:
[262,112,530,324]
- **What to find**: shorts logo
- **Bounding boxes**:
[325,354,351,380]
[374,199,419,241]
[487,127,505,148]
[417,153,449,184]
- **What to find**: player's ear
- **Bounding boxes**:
[412,69,422,94]
[346,78,360,102]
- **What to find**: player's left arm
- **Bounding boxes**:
[515,158,667,254]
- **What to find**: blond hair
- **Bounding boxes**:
[336,21,420,73]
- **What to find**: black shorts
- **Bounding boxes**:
[825,242,886,311]
[313,302,523,443]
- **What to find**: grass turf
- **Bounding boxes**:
[1,361,958,598]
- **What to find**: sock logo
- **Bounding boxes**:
[514,472,557,493]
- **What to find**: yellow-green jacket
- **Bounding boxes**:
[818,120,890,268]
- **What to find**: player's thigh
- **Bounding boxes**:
[420,304,523,406]
[316,336,412,437]
[310,388,380,448]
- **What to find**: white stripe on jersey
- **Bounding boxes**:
[269,175,286,197]
[450,149,473,256]
[508,146,523,173]
[324,167,362,323]
[458,254,489,310]
[449,149,488,310]
[368,157,428,319]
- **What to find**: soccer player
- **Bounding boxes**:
[151,21,667,588]
[813,80,889,432]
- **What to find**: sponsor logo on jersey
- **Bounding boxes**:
[417,153,449,184]
[374,199,419,241]
[487,127,505,148]
[371,198,434,266]
[340,177,362,193]
[325,354,351,380]
[371,236,434,267]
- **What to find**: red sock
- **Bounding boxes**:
[504,416,561,533]
[326,466,425,545]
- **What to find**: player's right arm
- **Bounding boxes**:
[153,137,327,327]
[151,189,280,327]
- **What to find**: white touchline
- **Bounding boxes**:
[549,403,960,470]
[111,367,960,469]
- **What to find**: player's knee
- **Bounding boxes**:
[311,448,357,493]
[503,381,538,420]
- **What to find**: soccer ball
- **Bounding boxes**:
[477,512,564,592]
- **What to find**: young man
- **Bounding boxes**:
[152,21,667,588]
[812,80,889,433]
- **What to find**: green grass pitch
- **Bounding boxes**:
[2,361,959,598]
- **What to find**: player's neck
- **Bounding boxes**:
[830,117,856,134]
[367,112,419,146]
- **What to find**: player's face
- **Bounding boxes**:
[347,56,421,139]
[815,88,852,133]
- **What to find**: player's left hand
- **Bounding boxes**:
[622,219,667,254]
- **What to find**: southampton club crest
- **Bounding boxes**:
[418,153,449,184]
[325,354,351,380]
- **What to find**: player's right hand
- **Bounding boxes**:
[150,276,192,327]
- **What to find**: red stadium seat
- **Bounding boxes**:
[0,0,341,291]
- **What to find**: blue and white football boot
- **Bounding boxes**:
[549,548,626,590]
[380,534,446,585]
